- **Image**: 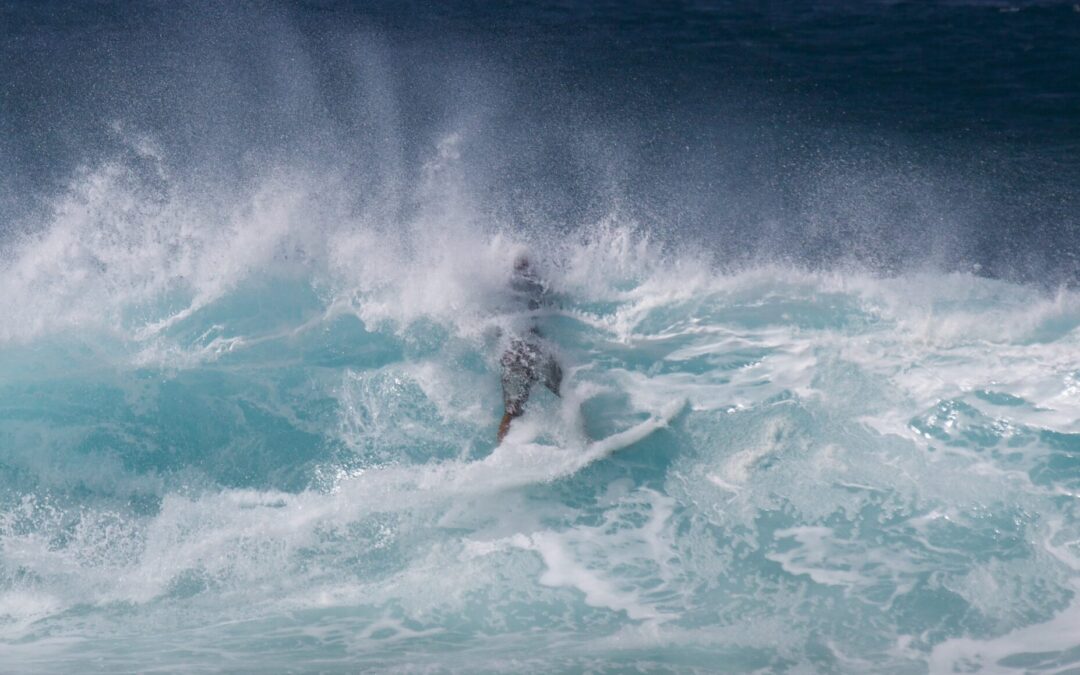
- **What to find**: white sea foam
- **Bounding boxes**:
[3,138,1080,672]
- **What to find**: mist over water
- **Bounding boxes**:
[2,1,1080,672]
[6,0,1079,278]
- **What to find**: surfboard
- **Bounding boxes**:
[574,398,686,468]
[446,399,686,493]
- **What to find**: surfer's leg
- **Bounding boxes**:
[497,411,516,442]
[498,387,530,442]
[501,371,531,416]
[541,355,562,396]
[499,346,534,442]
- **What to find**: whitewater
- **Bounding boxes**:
[0,127,1078,673]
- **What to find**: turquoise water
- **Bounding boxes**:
[2,151,1080,672]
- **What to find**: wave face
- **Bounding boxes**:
[2,167,1080,671]
[3,1,1080,673]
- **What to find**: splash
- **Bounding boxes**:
[1,141,1079,671]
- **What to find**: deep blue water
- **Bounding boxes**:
[2,1,1080,672]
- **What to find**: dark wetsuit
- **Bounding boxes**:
[501,335,562,415]
[501,263,562,416]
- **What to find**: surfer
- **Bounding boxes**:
[498,254,562,442]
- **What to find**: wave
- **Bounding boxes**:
[2,140,1080,671]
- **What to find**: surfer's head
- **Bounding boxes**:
[513,253,531,273]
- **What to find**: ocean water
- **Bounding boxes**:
[2,1,1080,673]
